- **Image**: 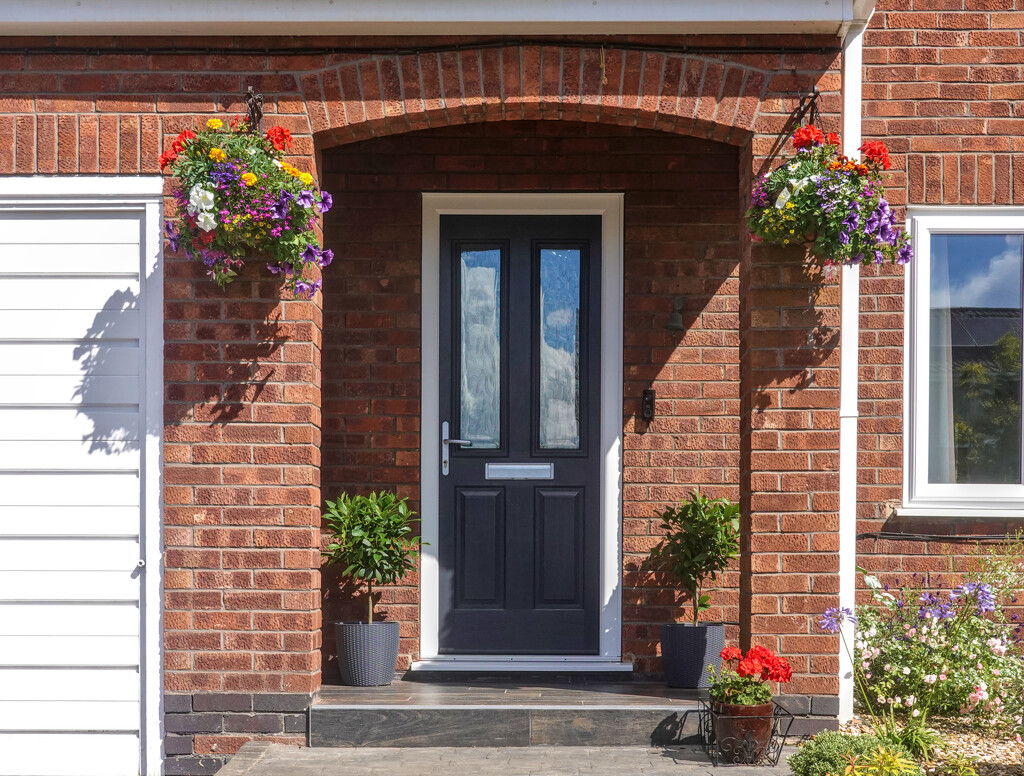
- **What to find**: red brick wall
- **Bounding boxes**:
[857,0,1024,588]
[318,120,743,678]
[0,38,845,766]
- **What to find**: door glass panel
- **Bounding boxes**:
[459,248,502,449]
[928,233,1024,484]
[539,247,582,449]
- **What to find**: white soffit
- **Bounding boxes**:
[4,0,875,37]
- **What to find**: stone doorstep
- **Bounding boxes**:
[216,742,798,776]
[306,683,837,747]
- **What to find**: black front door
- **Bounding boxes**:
[438,214,602,655]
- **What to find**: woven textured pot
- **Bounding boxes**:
[660,623,724,689]
[711,701,774,764]
[335,621,399,687]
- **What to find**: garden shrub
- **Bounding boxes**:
[788,732,919,776]
[853,533,1024,734]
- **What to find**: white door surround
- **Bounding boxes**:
[414,193,627,671]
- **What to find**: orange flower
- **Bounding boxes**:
[720,646,743,661]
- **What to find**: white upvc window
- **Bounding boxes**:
[904,208,1024,516]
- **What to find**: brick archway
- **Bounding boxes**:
[298,45,774,149]
[307,41,845,699]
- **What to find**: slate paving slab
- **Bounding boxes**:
[217,742,795,776]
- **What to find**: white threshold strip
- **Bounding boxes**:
[410,657,634,672]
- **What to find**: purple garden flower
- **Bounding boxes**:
[318,191,333,213]
[267,263,295,277]
[951,582,996,614]
[300,244,320,264]
[273,192,293,220]
[819,607,857,633]
[897,242,913,265]
[295,190,316,208]
[295,278,322,299]
[318,248,334,267]
[164,220,181,252]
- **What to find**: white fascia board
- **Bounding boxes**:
[4,0,865,36]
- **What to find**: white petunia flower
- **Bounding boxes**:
[196,211,217,232]
[189,184,215,213]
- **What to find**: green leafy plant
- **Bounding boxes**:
[322,492,423,624]
[836,746,923,776]
[648,490,740,623]
[788,732,916,776]
[934,751,979,776]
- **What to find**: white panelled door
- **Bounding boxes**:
[0,179,163,776]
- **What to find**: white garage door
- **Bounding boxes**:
[0,179,163,776]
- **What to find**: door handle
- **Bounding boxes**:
[442,421,472,476]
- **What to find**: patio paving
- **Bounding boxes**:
[217,741,796,776]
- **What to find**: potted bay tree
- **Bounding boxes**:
[649,490,740,689]
[323,491,423,686]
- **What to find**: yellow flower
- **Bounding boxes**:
[206,118,223,130]
[299,172,314,185]
[209,148,227,162]
[241,172,257,186]
[785,202,795,209]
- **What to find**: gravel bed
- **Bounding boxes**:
[840,715,1023,776]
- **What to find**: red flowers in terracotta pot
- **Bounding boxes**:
[708,646,793,764]
[712,645,793,704]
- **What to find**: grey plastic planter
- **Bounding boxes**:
[660,623,725,689]
[335,621,400,686]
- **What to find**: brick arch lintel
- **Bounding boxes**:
[297,45,769,148]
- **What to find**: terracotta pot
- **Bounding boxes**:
[710,701,773,764]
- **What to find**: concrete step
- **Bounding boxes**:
[309,680,703,747]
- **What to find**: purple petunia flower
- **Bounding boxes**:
[295,190,316,208]
[318,191,333,213]
[819,607,857,633]
[897,242,913,265]
[838,230,850,245]
[273,191,293,220]
[295,278,322,299]
[164,220,181,252]
[300,244,320,264]
[267,263,295,277]
[318,248,334,267]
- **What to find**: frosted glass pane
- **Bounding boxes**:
[460,249,501,449]
[928,234,1023,484]
[539,248,581,449]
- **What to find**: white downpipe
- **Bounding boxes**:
[838,20,868,723]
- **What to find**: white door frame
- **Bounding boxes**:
[0,175,165,776]
[414,192,627,671]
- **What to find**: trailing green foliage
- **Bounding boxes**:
[788,732,918,776]
[648,490,740,623]
[322,492,423,624]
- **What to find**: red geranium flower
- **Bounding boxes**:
[175,129,197,146]
[158,150,178,171]
[265,125,293,151]
[736,657,764,678]
[720,646,743,662]
[765,656,793,683]
[793,124,825,149]
[859,140,892,170]
[825,132,840,146]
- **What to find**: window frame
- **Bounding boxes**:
[904,207,1024,516]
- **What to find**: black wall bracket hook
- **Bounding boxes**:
[797,85,822,129]
[244,86,264,134]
